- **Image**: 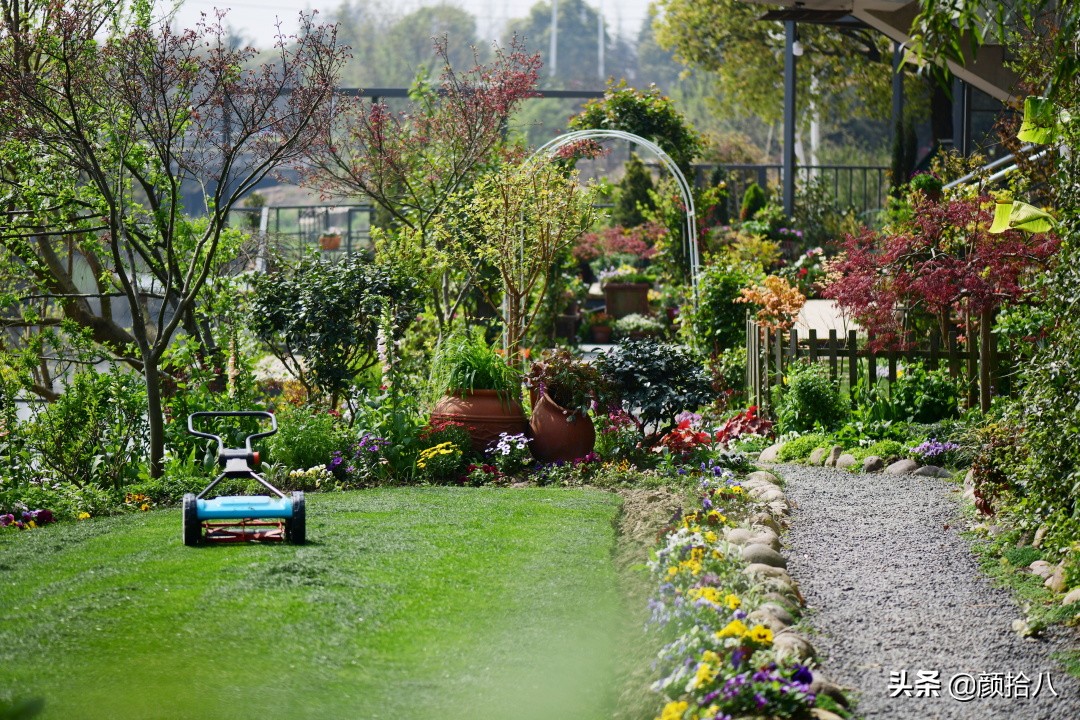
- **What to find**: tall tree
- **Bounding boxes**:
[504,0,632,90]
[299,37,541,334]
[653,0,894,126]
[0,0,346,476]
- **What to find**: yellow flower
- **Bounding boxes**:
[667,566,679,578]
[701,650,720,665]
[703,530,718,544]
[724,593,741,610]
[27,520,37,529]
[692,661,715,689]
[77,512,91,520]
[748,624,774,645]
[716,619,749,639]
[140,503,151,512]
[729,485,744,494]
[658,700,688,720]
[689,586,721,604]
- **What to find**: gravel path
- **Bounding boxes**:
[773,463,1080,720]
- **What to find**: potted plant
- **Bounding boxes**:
[525,349,610,462]
[429,332,528,452]
[318,231,342,251]
[584,311,613,344]
[613,312,666,340]
[599,265,652,318]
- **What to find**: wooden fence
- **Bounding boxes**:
[745,318,1010,416]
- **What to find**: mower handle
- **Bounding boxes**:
[187,411,278,453]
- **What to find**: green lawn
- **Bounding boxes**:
[0,488,634,720]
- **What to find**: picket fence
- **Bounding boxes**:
[745,318,1010,416]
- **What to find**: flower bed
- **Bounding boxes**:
[645,469,850,720]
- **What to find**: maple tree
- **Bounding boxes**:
[821,195,1059,350]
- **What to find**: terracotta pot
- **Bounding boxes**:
[529,391,596,463]
[430,389,528,454]
[590,324,613,343]
[319,234,341,251]
[603,282,650,319]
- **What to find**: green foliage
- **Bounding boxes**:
[434,330,521,396]
[23,366,148,491]
[525,349,610,414]
[887,363,961,424]
[613,154,656,227]
[681,263,760,358]
[772,361,848,434]
[250,253,422,408]
[776,433,830,463]
[264,405,349,471]
[848,439,906,464]
[1003,544,1042,568]
[739,182,768,222]
[570,79,702,172]
[595,339,713,434]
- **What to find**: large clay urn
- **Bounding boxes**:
[528,391,596,463]
[603,282,650,319]
[430,389,528,454]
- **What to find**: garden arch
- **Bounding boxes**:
[527,129,701,303]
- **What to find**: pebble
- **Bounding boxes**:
[836,453,858,470]
[809,447,829,465]
[825,445,843,467]
[862,455,884,473]
[758,442,784,463]
[884,458,920,474]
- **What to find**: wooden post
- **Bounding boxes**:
[867,332,877,391]
[763,326,772,410]
[828,330,838,382]
[929,330,940,372]
[808,329,818,363]
[979,307,994,411]
[888,350,897,384]
[774,327,784,384]
[966,330,978,409]
[948,331,961,380]
[848,330,858,398]
[789,328,799,363]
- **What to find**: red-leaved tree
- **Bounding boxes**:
[299,36,542,331]
[822,195,1059,351]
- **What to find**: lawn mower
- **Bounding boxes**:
[182,411,305,546]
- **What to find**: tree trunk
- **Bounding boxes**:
[144,354,166,479]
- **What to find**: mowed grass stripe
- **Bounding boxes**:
[0,487,628,720]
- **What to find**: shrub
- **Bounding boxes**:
[889,363,961,424]
[595,339,713,434]
[613,154,656,227]
[772,361,848,434]
[776,433,830,463]
[265,405,348,470]
[681,263,760,358]
[23,366,148,491]
[739,182,768,221]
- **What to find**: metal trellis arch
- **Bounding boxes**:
[527,129,700,304]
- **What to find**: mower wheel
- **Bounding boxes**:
[288,491,306,545]
[182,493,200,546]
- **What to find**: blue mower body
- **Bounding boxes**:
[196,495,294,520]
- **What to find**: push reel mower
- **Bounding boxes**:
[182,411,305,546]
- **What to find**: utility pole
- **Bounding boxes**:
[598,2,605,81]
[549,0,558,78]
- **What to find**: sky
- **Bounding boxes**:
[168,0,656,47]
